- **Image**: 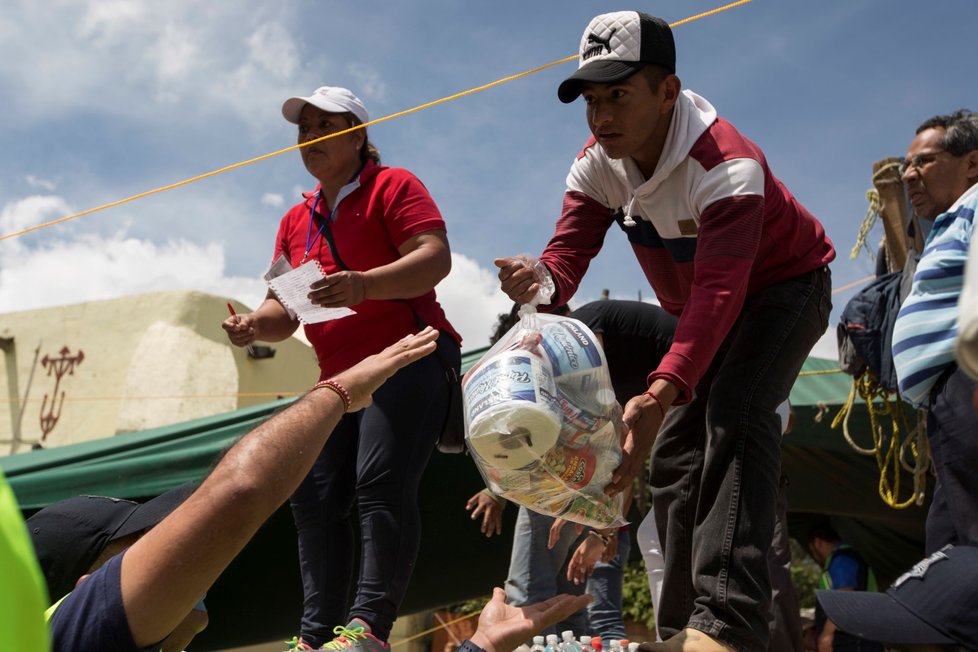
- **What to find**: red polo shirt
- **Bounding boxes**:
[274,161,461,377]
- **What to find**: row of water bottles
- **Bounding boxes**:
[515,632,640,652]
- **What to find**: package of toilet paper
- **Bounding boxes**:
[463,309,626,529]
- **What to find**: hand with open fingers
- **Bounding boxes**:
[493,256,541,305]
[330,327,439,411]
[466,490,505,538]
[567,532,609,585]
[222,313,258,347]
[604,392,665,496]
[547,517,584,550]
[308,270,366,308]
[470,587,592,652]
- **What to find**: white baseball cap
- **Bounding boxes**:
[281,86,370,125]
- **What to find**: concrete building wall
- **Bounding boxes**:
[0,290,320,455]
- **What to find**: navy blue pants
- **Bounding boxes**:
[291,332,459,645]
[924,365,978,554]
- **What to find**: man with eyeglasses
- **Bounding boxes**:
[892,109,978,555]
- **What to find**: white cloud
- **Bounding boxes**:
[77,0,144,44]
[809,327,839,361]
[25,175,56,191]
[437,253,513,349]
[154,22,199,97]
[0,196,72,234]
[246,22,300,79]
[0,226,510,350]
[0,233,265,314]
[346,63,389,103]
[261,193,285,208]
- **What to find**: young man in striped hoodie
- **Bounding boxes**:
[495,11,834,652]
[892,109,978,555]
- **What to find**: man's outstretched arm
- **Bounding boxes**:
[119,327,440,648]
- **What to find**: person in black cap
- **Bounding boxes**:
[495,10,835,652]
[816,545,978,651]
[28,482,196,605]
[26,482,203,652]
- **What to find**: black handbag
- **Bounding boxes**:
[429,345,466,455]
[319,216,466,453]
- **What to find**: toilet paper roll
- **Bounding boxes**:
[538,319,604,378]
[464,351,562,470]
[468,408,561,470]
[539,319,617,412]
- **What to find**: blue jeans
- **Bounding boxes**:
[586,526,630,640]
[290,332,458,646]
[924,365,978,554]
[650,267,831,651]
[505,506,589,636]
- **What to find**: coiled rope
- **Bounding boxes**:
[848,160,903,261]
[829,368,929,508]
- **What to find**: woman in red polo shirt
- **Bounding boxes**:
[223,86,461,652]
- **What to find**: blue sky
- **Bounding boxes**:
[0,0,974,356]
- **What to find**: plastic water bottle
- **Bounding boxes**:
[608,640,622,652]
[530,635,546,652]
[579,635,592,652]
[515,645,531,652]
[561,631,582,652]
[627,644,640,652]
[545,634,560,652]
[591,637,603,652]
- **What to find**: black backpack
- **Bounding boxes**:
[837,270,904,392]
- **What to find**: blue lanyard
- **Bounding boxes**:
[302,191,337,264]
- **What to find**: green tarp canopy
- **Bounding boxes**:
[1,351,928,650]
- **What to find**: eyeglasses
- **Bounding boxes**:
[899,151,944,177]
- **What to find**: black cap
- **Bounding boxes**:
[27,482,195,601]
[816,545,978,647]
[558,11,676,104]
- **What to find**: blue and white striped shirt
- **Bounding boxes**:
[893,182,978,408]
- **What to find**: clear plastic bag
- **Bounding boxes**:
[462,307,627,529]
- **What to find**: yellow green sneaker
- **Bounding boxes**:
[284,635,317,651]
[321,618,390,652]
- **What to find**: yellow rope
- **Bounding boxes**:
[849,189,882,261]
[833,274,877,296]
[830,369,929,508]
[390,610,480,648]
[0,0,751,242]
[797,368,843,376]
[871,160,902,184]
[0,391,301,403]
[849,161,903,261]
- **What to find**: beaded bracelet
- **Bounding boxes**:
[313,379,352,412]
[589,529,613,546]
[643,390,666,420]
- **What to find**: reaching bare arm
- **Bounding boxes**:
[119,327,439,647]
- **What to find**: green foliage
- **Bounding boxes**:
[620,560,656,630]
[790,539,821,609]
[445,594,492,616]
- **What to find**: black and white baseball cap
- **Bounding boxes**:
[282,86,369,125]
[816,545,978,647]
[558,11,676,104]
